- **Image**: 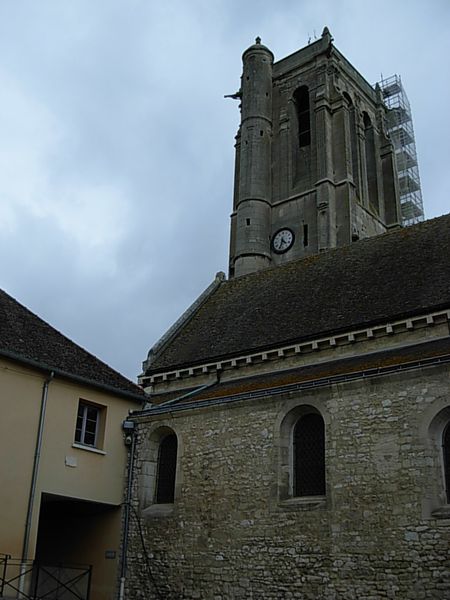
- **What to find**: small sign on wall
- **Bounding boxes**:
[105,550,116,559]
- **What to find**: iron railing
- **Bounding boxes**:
[0,553,10,597]
[0,555,92,600]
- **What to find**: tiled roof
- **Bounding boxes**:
[146,214,450,374]
[0,289,145,401]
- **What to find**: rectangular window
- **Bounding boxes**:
[75,402,101,447]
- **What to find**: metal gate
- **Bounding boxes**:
[0,555,92,600]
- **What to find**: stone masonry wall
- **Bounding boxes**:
[126,364,450,599]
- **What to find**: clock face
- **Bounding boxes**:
[272,228,294,253]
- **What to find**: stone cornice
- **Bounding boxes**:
[141,309,450,387]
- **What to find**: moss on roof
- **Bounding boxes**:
[147,214,450,374]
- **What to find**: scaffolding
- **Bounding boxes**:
[377,74,424,226]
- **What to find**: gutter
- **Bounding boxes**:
[136,372,221,417]
[133,352,450,419]
[0,348,145,403]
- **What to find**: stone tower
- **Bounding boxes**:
[229,28,401,278]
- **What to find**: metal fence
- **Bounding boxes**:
[0,555,92,600]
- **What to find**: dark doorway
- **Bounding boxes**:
[35,494,121,600]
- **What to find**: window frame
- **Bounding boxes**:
[443,421,450,504]
[293,86,311,148]
[74,401,104,449]
[140,424,182,517]
[276,401,328,508]
[293,412,326,497]
[420,401,450,518]
[155,433,178,504]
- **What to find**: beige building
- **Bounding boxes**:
[0,288,145,600]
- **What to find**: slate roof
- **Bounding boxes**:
[0,289,145,401]
[146,214,450,375]
[147,337,450,410]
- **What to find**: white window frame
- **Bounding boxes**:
[75,402,100,448]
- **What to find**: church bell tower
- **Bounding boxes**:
[229,28,401,278]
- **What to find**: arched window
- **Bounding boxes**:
[155,433,178,504]
[294,413,325,496]
[421,404,450,518]
[444,422,450,503]
[293,86,311,148]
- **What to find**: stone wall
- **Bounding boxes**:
[126,363,450,599]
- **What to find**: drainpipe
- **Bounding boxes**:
[142,371,221,413]
[119,419,136,600]
[20,371,54,591]
[161,374,220,406]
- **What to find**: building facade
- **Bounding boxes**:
[0,289,145,600]
[125,32,450,599]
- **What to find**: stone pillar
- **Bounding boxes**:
[357,112,370,208]
[375,90,402,229]
[380,137,402,228]
[332,94,354,246]
[315,67,336,251]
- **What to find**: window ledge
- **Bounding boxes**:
[142,503,175,519]
[72,443,106,455]
[278,495,326,511]
[431,505,450,521]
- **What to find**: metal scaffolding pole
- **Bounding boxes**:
[376,74,425,226]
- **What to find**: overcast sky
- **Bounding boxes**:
[0,0,449,381]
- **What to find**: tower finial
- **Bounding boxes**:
[321,26,333,45]
[255,36,261,44]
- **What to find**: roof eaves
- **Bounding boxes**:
[145,303,450,377]
[0,348,146,403]
[134,346,450,418]
[146,303,450,378]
